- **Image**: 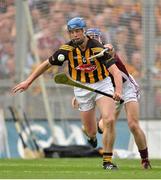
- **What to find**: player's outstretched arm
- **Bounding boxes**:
[12,59,52,94]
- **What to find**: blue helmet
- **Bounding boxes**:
[86,28,103,43]
[67,17,86,31]
[86,28,102,37]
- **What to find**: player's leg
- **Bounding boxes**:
[74,87,98,147]
[123,75,151,169]
[80,108,97,147]
[71,96,97,146]
[97,101,123,134]
[96,96,118,170]
[125,101,146,148]
[71,97,79,109]
[125,101,151,169]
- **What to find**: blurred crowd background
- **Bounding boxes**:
[0,0,161,120]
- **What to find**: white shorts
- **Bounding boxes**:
[116,74,140,111]
[74,77,114,112]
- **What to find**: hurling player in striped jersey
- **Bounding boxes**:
[12,17,123,170]
[72,28,151,169]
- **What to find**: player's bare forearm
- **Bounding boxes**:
[113,70,122,94]
[26,59,52,85]
[12,59,52,94]
[108,64,122,100]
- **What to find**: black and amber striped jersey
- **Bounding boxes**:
[49,37,115,83]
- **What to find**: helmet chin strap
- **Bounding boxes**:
[72,38,84,46]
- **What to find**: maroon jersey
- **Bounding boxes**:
[114,54,129,78]
[110,53,130,86]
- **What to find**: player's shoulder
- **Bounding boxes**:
[88,38,104,53]
[88,38,104,48]
[59,41,75,52]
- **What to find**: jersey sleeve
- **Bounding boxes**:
[48,49,68,66]
[96,50,116,69]
[90,39,116,69]
[100,53,116,69]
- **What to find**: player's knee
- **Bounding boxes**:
[128,121,139,132]
[102,115,115,127]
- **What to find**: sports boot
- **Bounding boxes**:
[141,159,152,169]
[87,137,97,148]
[103,162,118,170]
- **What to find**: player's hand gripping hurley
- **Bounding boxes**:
[54,73,124,104]
[88,48,109,61]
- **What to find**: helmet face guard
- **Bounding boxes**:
[86,28,102,43]
[67,17,86,31]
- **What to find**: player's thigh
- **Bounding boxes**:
[124,101,140,123]
[96,96,115,121]
[80,108,97,130]
[74,87,96,111]
[115,101,124,119]
[122,77,140,104]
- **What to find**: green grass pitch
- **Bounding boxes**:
[0,158,160,179]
